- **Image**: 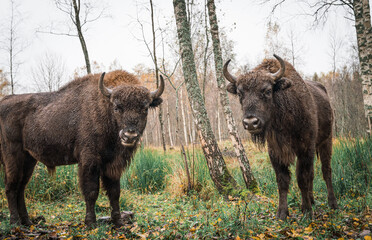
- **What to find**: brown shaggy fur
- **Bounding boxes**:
[0,70,163,226]
[226,58,338,219]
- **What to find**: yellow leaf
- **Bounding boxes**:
[304,226,313,234]
[364,237,371,240]
[218,218,222,222]
[235,236,242,240]
[190,227,196,232]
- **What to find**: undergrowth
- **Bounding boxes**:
[0,137,371,239]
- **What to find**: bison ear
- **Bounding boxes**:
[273,77,292,92]
[150,97,163,108]
[226,83,237,94]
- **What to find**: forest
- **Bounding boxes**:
[0,0,371,239]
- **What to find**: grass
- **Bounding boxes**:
[0,137,371,239]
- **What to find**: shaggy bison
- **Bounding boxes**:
[0,70,164,226]
[223,55,338,219]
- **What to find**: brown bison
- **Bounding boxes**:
[0,70,164,226]
[223,55,338,219]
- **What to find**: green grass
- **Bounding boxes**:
[0,137,371,239]
[121,148,171,193]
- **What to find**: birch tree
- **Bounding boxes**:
[173,0,238,195]
[207,0,258,192]
[353,0,372,133]
[38,0,106,75]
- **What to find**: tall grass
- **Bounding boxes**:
[27,164,79,201]
[121,148,170,193]
[0,163,78,201]
[331,137,371,198]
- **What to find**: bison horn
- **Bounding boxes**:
[223,59,237,83]
[271,54,285,81]
[99,72,112,98]
[150,75,165,99]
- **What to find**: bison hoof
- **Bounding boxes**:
[276,209,289,220]
[112,219,124,228]
[10,216,20,225]
[21,218,33,226]
[329,201,338,209]
[85,216,97,226]
[301,207,313,219]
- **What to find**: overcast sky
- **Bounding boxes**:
[0,0,368,93]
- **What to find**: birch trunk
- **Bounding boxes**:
[167,100,174,148]
[207,0,258,191]
[217,105,222,142]
[173,0,238,195]
[353,0,372,134]
[180,88,189,145]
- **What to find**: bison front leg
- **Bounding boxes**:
[78,160,100,226]
[269,151,291,220]
[296,150,315,218]
[101,175,123,227]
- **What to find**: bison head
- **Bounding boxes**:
[223,54,292,143]
[99,73,164,147]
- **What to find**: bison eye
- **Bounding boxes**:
[142,108,148,114]
[114,104,123,113]
[263,89,272,97]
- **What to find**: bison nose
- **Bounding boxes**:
[243,117,261,131]
[124,131,138,140]
[119,129,139,143]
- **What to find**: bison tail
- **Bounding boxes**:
[47,166,56,176]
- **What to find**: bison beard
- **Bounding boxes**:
[250,128,267,147]
[0,70,164,226]
[224,55,338,220]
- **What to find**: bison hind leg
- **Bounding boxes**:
[3,147,36,225]
[17,156,37,225]
[317,138,338,209]
[296,150,315,218]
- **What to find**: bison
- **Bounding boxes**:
[0,70,164,226]
[223,55,338,219]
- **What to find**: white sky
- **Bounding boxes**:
[0,0,368,93]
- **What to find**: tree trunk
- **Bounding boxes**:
[149,0,167,151]
[180,88,189,145]
[173,0,238,196]
[167,100,174,148]
[217,104,221,142]
[207,0,258,191]
[72,0,91,74]
[353,0,372,134]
